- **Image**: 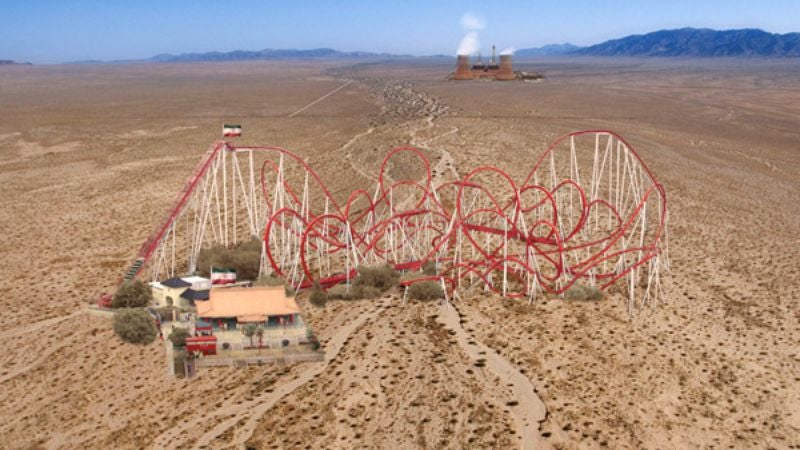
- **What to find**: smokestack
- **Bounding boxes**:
[497,54,515,80]
[455,55,473,80]
[491,45,496,64]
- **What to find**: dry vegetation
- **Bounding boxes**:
[0,58,798,449]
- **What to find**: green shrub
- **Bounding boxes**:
[197,237,262,281]
[113,308,158,344]
[112,280,153,308]
[309,279,327,307]
[408,281,444,301]
[168,327,190,348]
[353,264,399,291]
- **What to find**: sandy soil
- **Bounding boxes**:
[0,58,798,449]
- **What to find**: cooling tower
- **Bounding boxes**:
[454,55,473,80]
[496,54,515,80]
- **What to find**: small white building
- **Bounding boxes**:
[151,276,211,308]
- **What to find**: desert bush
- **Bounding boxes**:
[353,264,399,291]
[356,285,383,299]
[327,283,383,300]
[309,280,327,307]
[422,260,437,276]
[255,274,296,297]
[564,284,604,301]
[168,327,190,348]
[256,274,284,286]
[113,308,158,345]
[327,284,354,300]
[584,285,604,300]
[400,270,425,283]
[197,237,262,281]
[564,284,587,300]
[112,280,153,308]
[408,281,444,301]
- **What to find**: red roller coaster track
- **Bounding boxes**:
[114,130,669,310]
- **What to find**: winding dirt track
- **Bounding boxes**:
[439,301,550,450]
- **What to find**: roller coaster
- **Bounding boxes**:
[111,130,669,313]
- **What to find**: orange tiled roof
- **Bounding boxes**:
[196,286,299,322]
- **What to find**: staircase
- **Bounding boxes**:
[123,257,145,282]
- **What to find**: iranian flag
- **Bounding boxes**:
[223,124,242,137]
[210,267,236,285]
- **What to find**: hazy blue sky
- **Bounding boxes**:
[1,0,798,63]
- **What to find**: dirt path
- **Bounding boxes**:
[0,337,72,384]
[149,300,384,449]
[0,309,84,341]
[343,126,377,182]
[288,80,354,118]
[438,301,550,450]
[427,128,460,180]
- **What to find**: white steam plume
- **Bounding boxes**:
[500,47,515,55]
[457,12,485,56]
[460,12,485,30]
[458,32,480,56]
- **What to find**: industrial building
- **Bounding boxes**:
[454,45,516,80]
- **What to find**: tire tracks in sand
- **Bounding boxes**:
[439,301,551,450]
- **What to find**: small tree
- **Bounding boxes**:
[197,237,262,281]
[112,280,153,308]
[242,323,257,348]
[113,308,158,344]
[309,279,328,307]
[168,327,190,348]
[255,326,265,354]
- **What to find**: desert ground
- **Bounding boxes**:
[0,57,798,449]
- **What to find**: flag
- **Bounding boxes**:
[210,267,236,285]
[223,124,242,137]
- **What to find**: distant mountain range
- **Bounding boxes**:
[572,28,800,57]
[151,28,800,62]
[57,27,800,65]
[147,48,414,63]
[515,43,582,57]
[0,59,31,65]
